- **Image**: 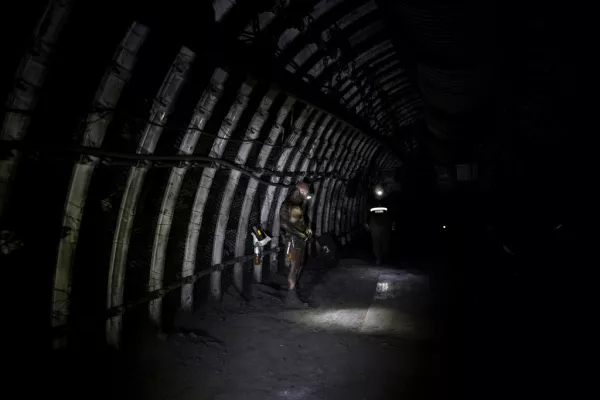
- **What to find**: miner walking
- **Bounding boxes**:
[279,182,312,308]
[365,183,393,265]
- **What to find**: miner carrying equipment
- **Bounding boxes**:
[279,182,312,308]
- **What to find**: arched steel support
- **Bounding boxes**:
[182,81,254,306]
[234,97,296,284]
[323,130,360,235]
[261,107,314,272]
[314,123,348,236]
[107,47,195,347]
[307,119,340,235]
[0,0,74,218]
[147,68,228,326]
[52,22,148,340]
[321,129,358,235]
[212,88,278,293]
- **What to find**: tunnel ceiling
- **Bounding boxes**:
[212,0,424,139]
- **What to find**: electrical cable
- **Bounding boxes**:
[0,140,347,187]
[1,106,364,174]
[2,106,360,153]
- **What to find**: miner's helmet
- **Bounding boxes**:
[373,183,385,198]
[296,182,311,199]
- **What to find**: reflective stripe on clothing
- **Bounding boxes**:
[370,207,388,213]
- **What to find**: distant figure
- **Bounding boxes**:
[279,182,313,308]
[365,183,393,265]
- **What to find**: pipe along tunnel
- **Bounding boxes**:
[0,1,580,399]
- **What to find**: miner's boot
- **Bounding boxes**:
[285,288,308,309]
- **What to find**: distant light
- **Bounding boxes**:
[376,189,383,196]
[370,207,388,213]
[306,195,312,200]
[442,225,446,229]
[377,281,390,292]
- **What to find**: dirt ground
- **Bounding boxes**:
[97,257,449,400]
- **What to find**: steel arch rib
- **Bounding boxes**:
[106,47,195,347]
[0,0,75,217]
[147,68,229,326]
[337,135,365,241]
[182,81,255,305]
[323,130,358,234]
[234,97,296,283]
[300,114,334,256]
[259,107,314,229]
[321,130,354,235]
[52,22,149,339]
[333,135,362,242]
[314,123,347,236]
[307,119,339,233]
[317,125,349,236]
[343,136,370,241]
[212,88,279,293]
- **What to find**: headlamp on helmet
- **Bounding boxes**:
[296,182,311,199]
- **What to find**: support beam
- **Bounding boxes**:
[274,0,368,64]
[333,135,364,243]
[213,89,278,293]
[234,97,296,284]
[260,107,314,271]
[148,68,228,326]
[323,130,360,234]
[294,12,381,78]
[332,50,397,93]
[0,0,74,218]
[337,58,401,99]
[315,32,391,89]
[340,136,368,243]
[183,81,254,306]
[314,123,348,236]
[107,46,195,347]
[260,107,313,228]
[308,119,339,232]
[52,22,148,342]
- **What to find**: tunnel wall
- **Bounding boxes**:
[0,5,402,348]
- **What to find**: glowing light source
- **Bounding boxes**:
[377,281,390,292]
[306,195,312,200]
[442,225,446,229]
[370,207,388,213]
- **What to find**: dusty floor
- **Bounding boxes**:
[106,258,449,400]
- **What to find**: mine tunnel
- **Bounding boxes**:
[1,1,580,399]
